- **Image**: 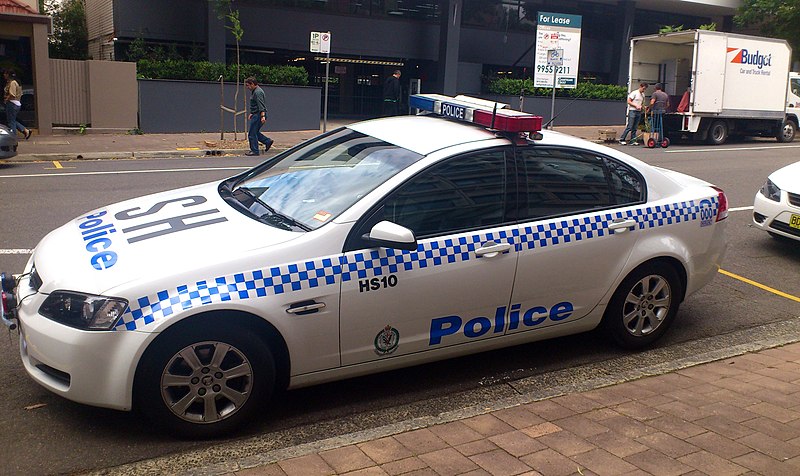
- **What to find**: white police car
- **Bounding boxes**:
[0,95,728,437]
[753,160,800,242]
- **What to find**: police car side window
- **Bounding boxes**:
[518,148,642,220]
[383,149,508,239]
[603,156,644,203]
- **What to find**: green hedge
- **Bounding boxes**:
[488,78,627,100]
[136,59,309,86]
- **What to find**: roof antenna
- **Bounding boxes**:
[490,102,497,130]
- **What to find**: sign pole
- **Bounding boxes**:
[550,65,557,129]
[323,32,330,133]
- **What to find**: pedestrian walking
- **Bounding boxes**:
[618,82,647,145]
[3,69,32,140]
[382,70,402,117]
[244,77,273,156]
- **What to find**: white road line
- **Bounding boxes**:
[665,145,800,154]
[730,206,754,212]
[0,166,248,179]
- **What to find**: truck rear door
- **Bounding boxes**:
[693,32,726,113]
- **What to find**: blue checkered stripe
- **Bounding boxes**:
[516,198,716,251]
[115,229,517,331]
[115,198,717,331]
[115,258,344,331]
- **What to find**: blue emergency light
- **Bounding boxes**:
[409,94,543,133]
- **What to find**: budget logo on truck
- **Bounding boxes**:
[728,47,772,69]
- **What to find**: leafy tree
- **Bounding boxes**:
[48,0,89,60]
[735,0,800,62]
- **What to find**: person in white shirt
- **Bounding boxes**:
[619,82,647,145]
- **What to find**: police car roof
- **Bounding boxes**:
[348,115,499,156]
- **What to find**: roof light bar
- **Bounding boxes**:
[409,94,543,133]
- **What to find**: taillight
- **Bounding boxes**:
[713,186,728,221]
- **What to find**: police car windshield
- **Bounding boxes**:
[232,129,423,230]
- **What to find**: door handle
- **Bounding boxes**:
[286,301,326,315]
[475,241,512,258]
[608,218,637,233]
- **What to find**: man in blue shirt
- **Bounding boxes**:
[245,77,273,156]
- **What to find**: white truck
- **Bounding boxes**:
[629,30,798,145]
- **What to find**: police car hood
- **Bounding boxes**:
[32,181,299,295]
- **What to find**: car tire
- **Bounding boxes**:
[135,323,275,438]
[602,262,682,350]
[776,120,796,143]
[707,120,728,145]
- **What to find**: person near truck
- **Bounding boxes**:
[618,82,648,145]
[649,83,670,141]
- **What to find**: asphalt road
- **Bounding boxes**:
[0,140,798,475]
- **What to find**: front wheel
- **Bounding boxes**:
[776,120,796,143]
[602,263,682,350]
[135,324,275,438]
[660,137,670,148]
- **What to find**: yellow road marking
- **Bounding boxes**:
[719,269,800,303]
[176,147,200,151]
[53,161,63,169]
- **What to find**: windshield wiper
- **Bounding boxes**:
[233,186,311,232]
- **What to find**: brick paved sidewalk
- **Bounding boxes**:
[225,342,800,476]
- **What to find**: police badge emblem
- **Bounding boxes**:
[374,325,400,355]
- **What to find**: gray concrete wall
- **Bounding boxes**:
[138,79,321,133]
[485,94,626,126]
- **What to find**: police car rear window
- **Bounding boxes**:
[230,129,424,230]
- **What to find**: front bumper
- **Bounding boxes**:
[753,191,800,242]
[12,263,151,411]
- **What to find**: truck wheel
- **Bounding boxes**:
[135,324,275,438]
[776,120,796,143]
[601,263,682,350]
[707,120,728,145]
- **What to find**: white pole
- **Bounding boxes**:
[550,64,556,129]
[323,32,331,133]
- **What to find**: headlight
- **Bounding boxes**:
[0,128,8,135]
[760,178,781,202]
[39,291,128,330]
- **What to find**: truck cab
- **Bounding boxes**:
[788,72,800,121]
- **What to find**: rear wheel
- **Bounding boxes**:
[602,263,683,350]
[707,120,728,145]
[660,137,670,148]
[135,324,275,438]
[776,119,796,143]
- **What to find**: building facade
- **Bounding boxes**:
[87,0,742,117]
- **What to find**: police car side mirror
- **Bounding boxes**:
[362,221,418,251]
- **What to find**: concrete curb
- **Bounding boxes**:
[11,148,260,162]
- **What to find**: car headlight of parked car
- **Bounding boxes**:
[760,179,781,202]
[39,291,128,330]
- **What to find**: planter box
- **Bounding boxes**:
[484,94,626,126]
